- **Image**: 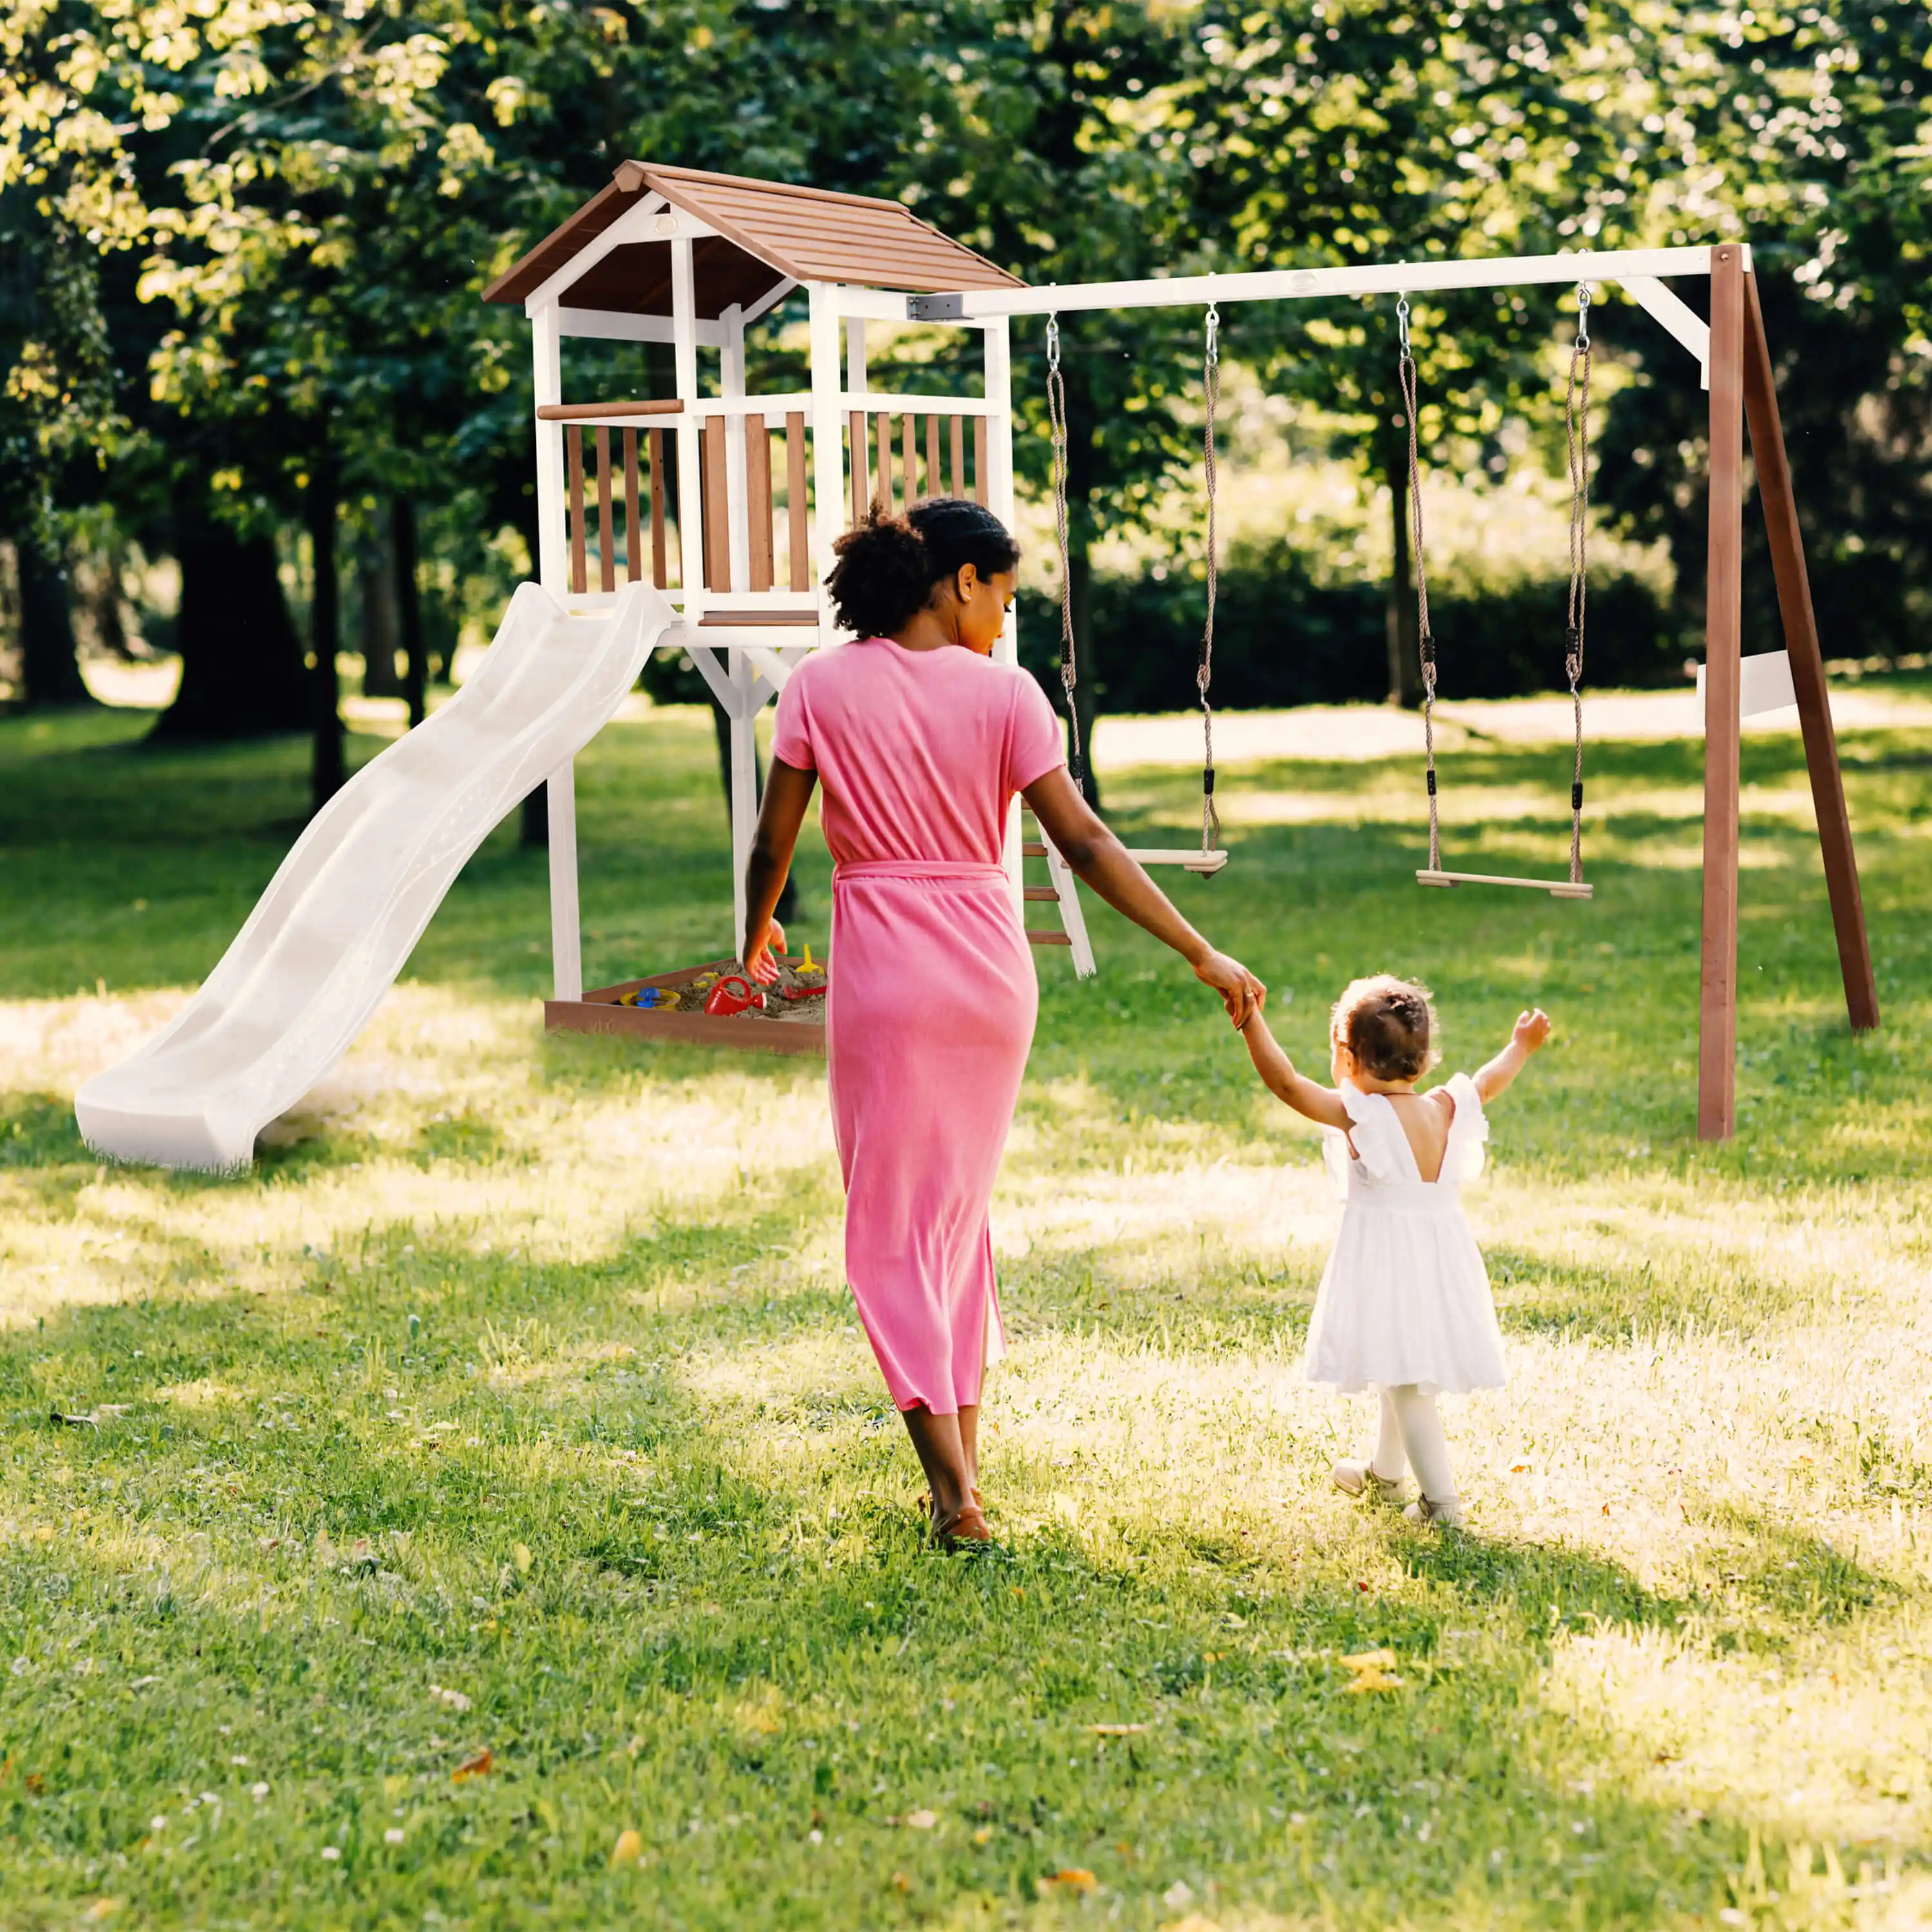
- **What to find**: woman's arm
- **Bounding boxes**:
[743,757,819,982]
[1238,1011,1352,1129]
[1473,1008,1552,1103]
[1021,766,1264,1027]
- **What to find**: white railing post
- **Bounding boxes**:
[722,303,752,592]
[670,234,705,612]
[808,283,846,634]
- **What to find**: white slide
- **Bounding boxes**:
[76,580,678,1171]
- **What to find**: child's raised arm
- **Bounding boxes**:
[1473,1008,1552,1104]
[1238,1011,1352,1130]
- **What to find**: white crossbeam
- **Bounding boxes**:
[905,245,1745,323]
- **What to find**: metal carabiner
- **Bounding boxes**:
[1204,302,1221,368]
[1046,312,1061,370]
[1396,293,1412,353]
[1575,281,1591,354]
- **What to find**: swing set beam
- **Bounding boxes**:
[911,240,1878,1144]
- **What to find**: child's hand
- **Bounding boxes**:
[1513,1008,1551,1052]
[745,917,786,985]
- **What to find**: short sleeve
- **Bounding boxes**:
[1003,672,1066,795]
[770,665,815,771]
[1442,1072,1490,1182]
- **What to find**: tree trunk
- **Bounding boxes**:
[710,699,797,926]
[1382,429,1422,708]
[395,497,426,728]
[16,531,94,708]
[357,521,402,697]
[307,444,345,815]
[151,507,308,741]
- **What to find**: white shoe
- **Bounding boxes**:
[1332,1459,1411,1506]
[1403,1494,1466,1528]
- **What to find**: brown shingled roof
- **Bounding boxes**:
[481,163,1023,317]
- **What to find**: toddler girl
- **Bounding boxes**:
[1238,976,1549,1526]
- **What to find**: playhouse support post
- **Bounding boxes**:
[1739,274,1879,1034]
[1698,244,1747,1142]
[722,303,752,592]
[982,313,1026,918]
[808,285,846,627]
[531,297,583,1003]
[730,659,759,962]
[670,236,705,604]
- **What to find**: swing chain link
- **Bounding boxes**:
[1564,281,1592,885]
[1397,294,1440,873]
[1045,313,1085,791]
[1199,304,1221,854]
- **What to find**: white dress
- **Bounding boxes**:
[1302,1074,1508,1396]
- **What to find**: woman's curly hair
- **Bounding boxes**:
[1330,974,1440,1082]
[825,497,1019,638]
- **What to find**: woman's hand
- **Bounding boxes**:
[745,916,787,985]
[1192,948,1266,1028]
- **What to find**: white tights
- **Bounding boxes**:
[1370,1385,1457,1504]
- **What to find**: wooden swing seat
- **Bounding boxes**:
[1417,868,1593,900]
[1126,847,1229,876]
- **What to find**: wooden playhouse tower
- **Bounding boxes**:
[483,164,1094,1041]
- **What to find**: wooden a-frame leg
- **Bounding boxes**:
[1698,245,1747,1142]
[1740,272,1879,1034]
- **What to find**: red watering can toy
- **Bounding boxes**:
[703,975,764,1018]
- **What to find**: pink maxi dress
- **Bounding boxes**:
[770,636,1065,1414]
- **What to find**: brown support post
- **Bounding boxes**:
[785,412,810,592]
[1740,272,1879,1034]
[1698,244,1747,1142]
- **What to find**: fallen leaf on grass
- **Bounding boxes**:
[889,1871,910,1892]
[1339,1649,1403,1694]
[82,1902,122,1922]
[904,1808,937,1829]
[1038,1869,1097,1893]
[451,1750,494,1782]
[610,1828,643,1868]
[1089,1723,1148,1736]
[428,1684,471,1712]
[512,1543,533,1576]
[973,1826,994,1845]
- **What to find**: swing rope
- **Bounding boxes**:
[1564,283,1592,887]
[1396,294,1441,874]
[1198,303,1221,855]
[1045,314,1084,792]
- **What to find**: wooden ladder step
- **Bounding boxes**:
[1021,841,1048,858]
[1027,929,1072,947]
[1022,886,1059,902]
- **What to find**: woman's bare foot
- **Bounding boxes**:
[930,1498,992,1548]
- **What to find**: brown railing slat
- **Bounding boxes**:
[747,414,775,592]
[538,399,682,421]
[949,416,965,498]
[848,410,867,523]
[566,425,587,595]
[701,419,731,592]
[875,410,892,513]
[786,412,810,592]
[902,413,917,505]
[595,427,616,594]
[622,428,641,583]
[648,429,668,588]
[972,416,989,507]
[926,415,942,500]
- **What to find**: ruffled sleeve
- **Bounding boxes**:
[1441,1072,1490,1183]
[1321,1079,1419,1189]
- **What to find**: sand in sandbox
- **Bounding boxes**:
[670,958,828,1025]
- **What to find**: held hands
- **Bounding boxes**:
[1513,1008,1552,1052]
[1193,949,1267,1029]
[745,917,787,985]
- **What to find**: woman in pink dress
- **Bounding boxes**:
[743,500,1263,1545]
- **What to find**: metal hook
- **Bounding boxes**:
[1204,303,1220,366]
[1574,282,1591,353]
[1046,312,1061,369]
[1396,293,1412,353]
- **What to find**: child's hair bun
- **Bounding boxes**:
[1332,974,1439,1081]
[826,498,1020,639]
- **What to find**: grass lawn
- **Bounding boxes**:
[1,690,1929,1931]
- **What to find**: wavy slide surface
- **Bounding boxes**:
[77,581,676,1171]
